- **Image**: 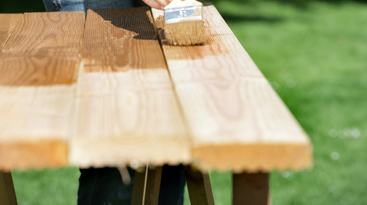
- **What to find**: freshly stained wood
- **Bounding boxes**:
[0,14,21,52]
[0,57,79,86]
[69,8,190,167]
[152,4,312,172]
[0,13,85,170]
[1,12,85,58]
[82,8,166,71]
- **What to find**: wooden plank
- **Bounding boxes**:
[1,12,85,58]
[233,172,269,205]
[82,8,167,70]
[152,4,312,172]
[131,166,163,205]
[0,79,75,170]
[0,57,79,86]
[0,14,22,52]
[69,8,190,168]
[0,171,17,205]
[184,166,214,205]
[0,12,85,170]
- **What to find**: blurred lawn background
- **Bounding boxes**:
[2,0,367,204]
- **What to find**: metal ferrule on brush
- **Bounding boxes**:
[164,5,204,24]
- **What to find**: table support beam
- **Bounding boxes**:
[233,172,270,205]
[0,171,17,205]
[184,166,215,205]
[131,166,163,205]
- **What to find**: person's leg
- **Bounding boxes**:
[133,0,148,7]
[78,167,135,205]
[82,0,134,12]
[42,0,140,12]
[159,165,186,205]
[78,165,185,205]
[42,0,64,11]
[42,0,84,11]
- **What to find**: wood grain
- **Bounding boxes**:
[0,172,17,205]
[0,14,21,52]
[83,8,166,71]
[69,8,190,168]
[0,12,84,170]
[152,4,312,172]
[0,6,312,173]
[0,86,73,170]
[1,12,85,58]
[0,57,79,86]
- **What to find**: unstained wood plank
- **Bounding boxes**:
[152,4,312,172]
[0,85,74,170]
[69,8,190,168]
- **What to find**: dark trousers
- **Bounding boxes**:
[77,165,186,205]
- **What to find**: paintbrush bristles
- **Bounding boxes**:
[164,20,206,46]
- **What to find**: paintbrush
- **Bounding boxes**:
[164,0,206,46]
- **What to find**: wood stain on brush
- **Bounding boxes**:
[155,15,237,61]
[164,20,206,46]
[156,15,207,46]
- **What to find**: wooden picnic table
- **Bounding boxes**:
[0,3,312,204]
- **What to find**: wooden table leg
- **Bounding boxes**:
[0,171,17,205]
[131,166,163,205]
[233,172,270,205]
[184,166,215,205]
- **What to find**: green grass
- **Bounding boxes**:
[12,168,79,205]
[7,0,367,204]
[207,1,367,204]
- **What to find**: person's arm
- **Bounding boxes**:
[143,0,172,10]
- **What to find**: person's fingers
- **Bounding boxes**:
[155,0,170,8]
[143,0,172,10]
[142,0,162,9]
[164,0,173,6]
